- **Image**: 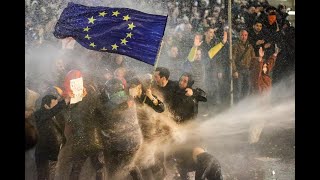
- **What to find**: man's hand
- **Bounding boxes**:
[259,47,264,57]
[274,44,280,56]
[145,88,152,98]
[185,88,193,96]
[82,87,87,97]
[64,97,71,105]
[62,37,76,49]
[222,31,228,44]
[258,47,264,62]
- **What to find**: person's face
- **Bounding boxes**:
[212,7,220,17]
[153,71,165,87]
[129,84,142,98]
[103,72,112,81]
[192,6,197,13]
[253,23,263,32]
[115,69,125,78]
[166,36,173,46]
[205,28,215,40]
[240,30,248,43]
[268,15,276,24]
[255,6,263,13]
[46,99,58,109]
[55,59,65,72]
[115,55,123,65]
[170,46,179,58]
[209,18,217,26]
[248,7,256,14]
[179,75,189,89]
[195,50,202,61]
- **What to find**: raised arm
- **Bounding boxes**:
[187,34,203,62]
[267,45,280,72]
[208,31,227,59]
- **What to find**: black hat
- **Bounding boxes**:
[253,2,263,8]
[265,6,277,13]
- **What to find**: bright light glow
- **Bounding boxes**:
[288,11,295,15]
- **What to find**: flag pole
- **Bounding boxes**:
[153,39,164,71]
[228,0,233,107]
[142,39,164,104]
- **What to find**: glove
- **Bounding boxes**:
[195,152,223,180]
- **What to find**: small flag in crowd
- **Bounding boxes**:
[54,2,167,65]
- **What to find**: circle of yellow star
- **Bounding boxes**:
[88,16,96,24]
[120,38,128,45]
[126,32,133,38]
[84,34,91,40]
[89,42,96,48]
[100,47,108,51]
[123,15,131,21]
[112,10,120,17]
[128,22,136,30]
[99,11,107,17]
[83,26,90,32]
[111,43,119,50]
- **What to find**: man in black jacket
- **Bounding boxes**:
[34,94,69,180]
[169,72,223,180]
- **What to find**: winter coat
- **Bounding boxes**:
[34,100,67,160]
[251,55,277,94]
[63,86,104,156]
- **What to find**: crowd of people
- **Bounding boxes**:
[25,0,295,179]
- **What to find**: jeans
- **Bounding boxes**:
[233,69,251,103]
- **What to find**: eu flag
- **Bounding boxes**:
[54,2,167,65]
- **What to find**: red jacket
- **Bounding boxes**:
[251,55,277,94]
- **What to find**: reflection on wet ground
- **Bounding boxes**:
[216,127,295,180]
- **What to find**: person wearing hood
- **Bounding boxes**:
[54,70,104,180]
[100,78,143,180]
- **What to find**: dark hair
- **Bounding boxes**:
[266,6,277,13]
[253,19,263,25]
[155,67,170,80]
[268,11,276,16]
[247,4,255,9]
[253,2,263,8]
[278,4,286,10]
[180,72,194,88]
[41,95,57,108]
[105,78,124,95]
[128,77,141,88]
[204,26,216,33]
[240,28,248,34]
[44,86,61,97]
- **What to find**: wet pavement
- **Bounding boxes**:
[214,126,295,180]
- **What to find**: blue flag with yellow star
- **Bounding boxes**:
[54,2,167,65]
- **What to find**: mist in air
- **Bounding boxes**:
[26,0,295,179]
